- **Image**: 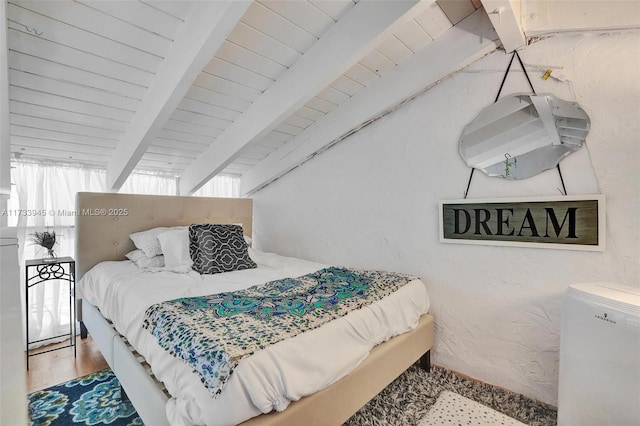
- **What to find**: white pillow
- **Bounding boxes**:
[129,226,189,257]
[129,227,169,257]
[157,228,193,273]
[125,249,165,268]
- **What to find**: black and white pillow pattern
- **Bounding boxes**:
[189,224,257,274]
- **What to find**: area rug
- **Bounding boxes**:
[28,369,142,426]
[344,365,557,426]
[417,390,526,425]
[29,365,556,426]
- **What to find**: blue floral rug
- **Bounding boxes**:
[28,369,142,426]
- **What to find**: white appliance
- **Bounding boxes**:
[0,227,28,425]
[558,282,640,426]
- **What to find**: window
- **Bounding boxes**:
[8,159,239,345]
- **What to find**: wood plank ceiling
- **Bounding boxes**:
[5,0,483,194]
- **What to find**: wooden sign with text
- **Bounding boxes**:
[440,195,605,251]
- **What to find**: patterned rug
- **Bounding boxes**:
[417,391,526,425]
[28,369,141,426]
[345,365,557,426]
[29,365,557,426]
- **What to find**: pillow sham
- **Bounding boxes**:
[129,227,169,257]
[157,228,193,273]
[189,224,256,274]
[130,226,188,257]
[125,249,165,268]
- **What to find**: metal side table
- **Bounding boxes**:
[25,256,76,369]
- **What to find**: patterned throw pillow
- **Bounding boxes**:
[189,224,257,274]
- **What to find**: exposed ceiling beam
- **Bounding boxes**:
[106,0,251,191]
[241,9,499,195]
[480,0,525,53]
[522,0,640,36]
[437,0,478,25]
[1,0,10,216]
[179,0,427,196]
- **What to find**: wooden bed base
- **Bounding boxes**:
[75,192,434,425]
[239,315,433,426]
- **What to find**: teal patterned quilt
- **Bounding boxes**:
[142,266,416,397]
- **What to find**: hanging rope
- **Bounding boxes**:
[557,164,568,195]
[494,51,517,103]
[515,51,536,94]
[463,168,475,199]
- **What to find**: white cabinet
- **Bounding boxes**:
[0,227,28,425]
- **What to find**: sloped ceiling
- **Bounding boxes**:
[4,0,637,195]
[4,0,482,193]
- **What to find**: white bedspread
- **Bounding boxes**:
[78,250,430,426]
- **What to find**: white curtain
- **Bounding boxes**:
[120,170,177,195]
[9,161,107,348]
[192,174,240,198]
[8,160,239,347]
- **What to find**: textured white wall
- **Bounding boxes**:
[251,32,640,405]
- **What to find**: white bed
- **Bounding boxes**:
[79,250,430,425]
[75,192,434,426]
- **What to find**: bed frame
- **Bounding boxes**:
[75,191,434,425]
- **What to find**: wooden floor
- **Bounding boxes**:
[26,336,108,393]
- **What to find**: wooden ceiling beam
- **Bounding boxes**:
[106,1,251,191]
[240,9,500,195]
[480,0,526,53]
[179,0,427,196]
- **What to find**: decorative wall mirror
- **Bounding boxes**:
[459,93,590,180]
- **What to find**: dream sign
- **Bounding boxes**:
[439,195,605,251]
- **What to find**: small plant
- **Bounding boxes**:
[504,153,517,177]
[29,230,57,259]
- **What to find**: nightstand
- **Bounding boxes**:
[25,256,76,369]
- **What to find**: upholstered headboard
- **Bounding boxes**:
[75,192,253,281]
